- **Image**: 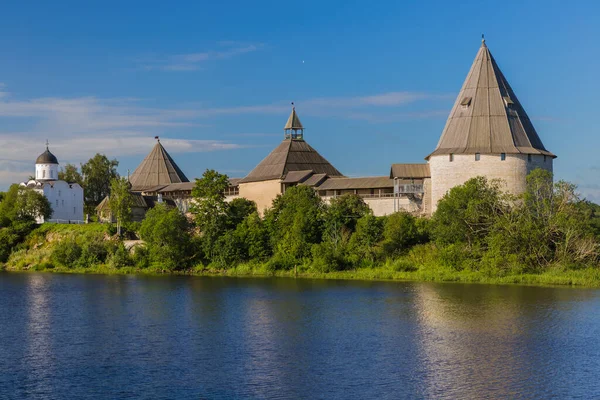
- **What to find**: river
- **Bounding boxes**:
[1,273,599,399]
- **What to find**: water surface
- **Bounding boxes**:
[1,273,599,399]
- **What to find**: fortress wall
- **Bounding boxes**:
[429,154,552,213]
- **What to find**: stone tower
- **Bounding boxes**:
[426,38,555,212]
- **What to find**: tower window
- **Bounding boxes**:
[503,96,514,107]
[43,170,46,178]
[501,153,506,161]
[475,153,480,161]
[449,154,454,162]
[460,97,472,109]
[544,155,547,162]
[528,154,532,162]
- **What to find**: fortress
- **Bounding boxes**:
[102,39,556,220]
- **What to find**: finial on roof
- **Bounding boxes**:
[45,139,49,150]
[155,136,160,142]
[481,33,486,46]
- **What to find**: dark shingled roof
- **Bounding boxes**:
[129,141,189,191]
[427,39,555,159]
[390,164,431,179]
[36,148,59,164]
[239,138,343,183]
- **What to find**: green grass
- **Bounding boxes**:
[8,261,600,288]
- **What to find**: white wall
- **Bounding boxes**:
[429,153,553,213]
[37,181,84,223]
[35,163,59,181]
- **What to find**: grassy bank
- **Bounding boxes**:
[3,222,600,288]
[5,260,600,288]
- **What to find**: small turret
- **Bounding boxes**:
[284,103,304,140]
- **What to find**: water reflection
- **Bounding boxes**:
[413,283,600,398]
[2,273,600,399]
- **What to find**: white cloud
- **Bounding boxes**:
[140,43,263,71]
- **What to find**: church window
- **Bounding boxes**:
[449,154,454,162]
[51,170,53,178]
[475,153,480,161]
[55,200,58,206]
[501,153,506,161]
[74,207,76,214]
[43,170,46,178]
[62,200,64,206]
[58,190,61,197]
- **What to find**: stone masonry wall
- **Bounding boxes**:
[429,153,553,213]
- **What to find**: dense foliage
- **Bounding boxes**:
[81,154,119,216]
[2,168,599,282]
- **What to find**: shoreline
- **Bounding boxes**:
[4,264,600,289]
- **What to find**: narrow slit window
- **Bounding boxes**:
[475,153,480,161]
[501,153,506,161]
[543,155,547,162]
[528,154,532,162]
[449,154,454,162]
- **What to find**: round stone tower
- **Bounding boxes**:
[35,142,59,181]
[426,38,555,212]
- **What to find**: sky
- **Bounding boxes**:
[0,1,599,200]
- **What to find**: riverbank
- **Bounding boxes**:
[4,262,600,288]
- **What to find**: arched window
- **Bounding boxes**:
[43,170,46,178]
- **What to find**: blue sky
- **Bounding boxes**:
[1,1,599,199]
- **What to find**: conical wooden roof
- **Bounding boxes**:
[129,140,189,191]
[427,39,555,159]
[239,138,343,183]
[284,107,303,130]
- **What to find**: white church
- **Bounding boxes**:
[21,144,84,223]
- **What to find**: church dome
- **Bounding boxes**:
[36,148,59,164]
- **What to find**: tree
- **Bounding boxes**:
[431,176,508,249]
[348,214,384,264]
[14,187,52,222]
[191,169,230,258]
[58,163,84,185]
[487,169,598,269]
[139,204,193,270]
[323,194,370,249]
[264,185,324,264]
[380,212,428,257]
[226,198,257,229]
[81,154,119,216]
[0,184,51,225]
[108,177,133,236]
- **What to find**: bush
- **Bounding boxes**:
[52,238,82,267]
[311,242,348,272]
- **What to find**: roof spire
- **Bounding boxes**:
[154,135,160,142]
[45,139,49,150]
[284,102,304,140]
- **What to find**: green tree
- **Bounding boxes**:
[58,163,83,185]
[0,184,52,224]
[264,185,324,265]
[431,176,508,249]
[348,214,384,264]
[226,198,257,229]
[81,154,119,216]
[108,177,133,236]
[139,203,192,271]
[487,169,598,270]
[381,212,426,257]
[323,194,371,249]
[191,169,230,259]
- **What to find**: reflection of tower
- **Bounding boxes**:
[412,283,525,398]
[24,274,56,396]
